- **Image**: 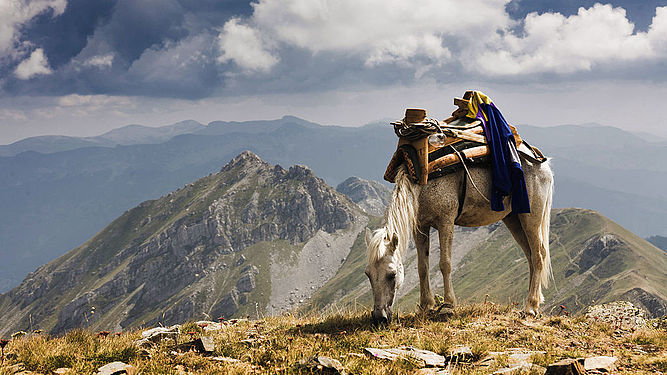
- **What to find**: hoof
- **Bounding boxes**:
[519,309,539,319]
[427,303,454,320]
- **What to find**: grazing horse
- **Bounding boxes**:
[365,145,553,324]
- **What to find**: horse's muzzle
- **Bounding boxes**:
[371,308,392,325]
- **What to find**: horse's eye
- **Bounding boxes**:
[386,272,396,281]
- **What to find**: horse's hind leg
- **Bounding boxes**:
[503,215,540,315]
[415,225,436,312]
[437,222,457,308]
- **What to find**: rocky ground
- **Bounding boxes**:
[0,301,663,374]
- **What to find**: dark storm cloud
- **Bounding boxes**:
[1,0,251,98]
[22,0,117,68]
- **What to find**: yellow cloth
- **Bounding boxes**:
[466,91,492,122]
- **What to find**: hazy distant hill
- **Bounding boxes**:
[647,235,667,251]
[0,120,205,156]
[1,117,666,292]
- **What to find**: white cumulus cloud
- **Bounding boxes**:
[0,0,66,58]
[217,0,510,72]
[475,4,667,75]
[217,18,278,73]
[14,48,52,79]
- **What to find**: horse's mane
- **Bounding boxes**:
[369,166,419,263]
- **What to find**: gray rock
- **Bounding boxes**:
[336,176,391,216]
[447,345,473,361]
[135,325,180,347]
[300,356,346,374]
[196,336,216,353]
[545,358,585,375]
[584,356,617,372]
[365,346,446,367]
[215,287,240,318]
[97,361,133,375]
[236,269,257,293]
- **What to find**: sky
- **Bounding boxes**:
[1,0,667,144]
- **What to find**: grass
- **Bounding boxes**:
[1,303,664,374]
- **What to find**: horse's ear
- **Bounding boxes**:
[388,234,398,253]
[365,228,373,247]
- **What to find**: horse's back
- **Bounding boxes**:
[417,157,553,228]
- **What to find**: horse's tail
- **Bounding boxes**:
[539,170,554,290]
[385,165,420,254]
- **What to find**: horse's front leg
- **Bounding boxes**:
[415,225,435,312]
[438,224,457,308]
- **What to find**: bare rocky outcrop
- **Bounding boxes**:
[336,176,391,216]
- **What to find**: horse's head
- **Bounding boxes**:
[364,227,404,325]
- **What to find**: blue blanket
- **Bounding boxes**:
[467,92,530,214]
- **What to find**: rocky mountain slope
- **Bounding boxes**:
[336,176,391,216]
[305,209,667,318]
[0,151,368,335]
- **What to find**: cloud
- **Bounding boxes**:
[3,1,667,100]
[217,0,510,72]
[0,0,66,58]
[82,54,114,69]
[217,1,667,78]
[475,4,667,75]
[217,18,278,73]
[14,48,53,79]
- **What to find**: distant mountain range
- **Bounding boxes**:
[1,116,666,292]
[1,153,664,336]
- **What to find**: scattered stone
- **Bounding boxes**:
[299,356,347,374]
[545,358,585,375]
[195,336,216,353]
[584,356,617,372]
[235,255,246,266]
[447,345,473,362]
[585,301,647,330]
[196,320,222,332]
[97,361,134,375]
[135,325,180,347]
[365,346,446,367]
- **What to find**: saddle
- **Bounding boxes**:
[384,91,546,185]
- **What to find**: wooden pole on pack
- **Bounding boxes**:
[427,145,489,172]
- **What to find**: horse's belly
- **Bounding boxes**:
[454,195,511,227]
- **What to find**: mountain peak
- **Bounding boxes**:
[221,150,267,172]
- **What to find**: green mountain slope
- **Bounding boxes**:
[305,209,667,318]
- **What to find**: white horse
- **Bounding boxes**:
[365,146,553,324]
